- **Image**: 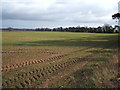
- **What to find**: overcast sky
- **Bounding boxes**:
[2,0,119,28]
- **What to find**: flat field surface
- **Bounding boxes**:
[2,31,118,88]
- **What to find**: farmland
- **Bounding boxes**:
[2,31,119,88]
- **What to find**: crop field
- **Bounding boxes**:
[2,31,119,88]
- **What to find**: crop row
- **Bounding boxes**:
[1,50,56,54]
[1,51,24,53]
[2,54,66,71]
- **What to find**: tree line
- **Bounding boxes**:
[35,24,119,33]
[2,24,119,33]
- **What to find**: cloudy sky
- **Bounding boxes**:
[2,0,119,28]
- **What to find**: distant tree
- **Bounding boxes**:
[64,28,68,32]
[59,27,63,32]
[114,25,119,33]
[53,28,56,31]
[96,26,102,33]
[35,28,40,31]
[102,24,113,33]
[8,27,13,31]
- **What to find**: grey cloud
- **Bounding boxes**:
[2,0,118,28]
